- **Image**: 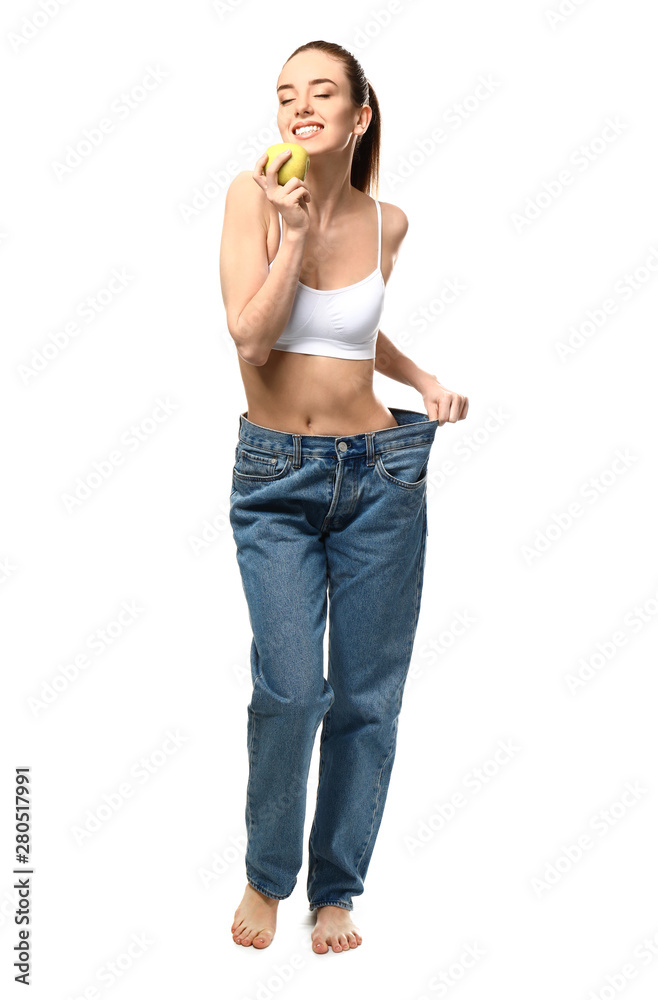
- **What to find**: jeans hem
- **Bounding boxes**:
[247,877,294,901]
[308,900,353,912]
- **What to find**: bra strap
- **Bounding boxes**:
[376,199,382,270]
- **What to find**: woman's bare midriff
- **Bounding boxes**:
[237,350,399,436]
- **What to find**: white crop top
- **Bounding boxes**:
[267,198,385,360]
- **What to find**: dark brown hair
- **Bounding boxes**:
[284,40,381,199]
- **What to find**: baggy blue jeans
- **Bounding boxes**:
[229,406,439,912]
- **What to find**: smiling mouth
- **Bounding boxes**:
[292,126,324,139]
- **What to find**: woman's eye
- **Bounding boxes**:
[280,95,330,106]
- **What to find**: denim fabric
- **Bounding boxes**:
[229,407,439,911]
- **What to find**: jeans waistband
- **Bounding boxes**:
[237,408,438,461]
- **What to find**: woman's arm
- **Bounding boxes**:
[375,330,469,423]
[374,329,439,389]
[219,170,308,366]
[374,206,468,423]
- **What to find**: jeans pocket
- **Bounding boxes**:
[233,443,292,482]
[376,442,430,492]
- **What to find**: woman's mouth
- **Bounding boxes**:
[292,125,324,140]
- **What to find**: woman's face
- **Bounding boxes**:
[276,51,370,153]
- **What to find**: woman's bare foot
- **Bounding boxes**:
[231,883,279,948]
[311,905,362,953]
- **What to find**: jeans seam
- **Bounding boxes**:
[307,700,333,888]
[247,877,294,901]
[354,505,426,880]
[354,740,395,880]
[309,899,353,912]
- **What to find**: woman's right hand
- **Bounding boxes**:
[252,150,311,234]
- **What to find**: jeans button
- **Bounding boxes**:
[337,441,348,452]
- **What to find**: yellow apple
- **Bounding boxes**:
[263,143,310,185]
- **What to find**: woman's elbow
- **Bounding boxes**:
[233,336,269,367]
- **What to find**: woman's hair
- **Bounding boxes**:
[284,40,381,199]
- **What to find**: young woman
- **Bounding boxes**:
[219,40,468,955]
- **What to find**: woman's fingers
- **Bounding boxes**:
[259,149,292,197]
[251,152,269,192]
[251,150,310,230]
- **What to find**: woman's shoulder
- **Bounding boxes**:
[224,170,270,229]
[360,195,409,263]
[226,169,264,202]
[226,169,275,211]
[375,198,409,240]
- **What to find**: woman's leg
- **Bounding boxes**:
[230,441,333,901]
[307,417,434,911]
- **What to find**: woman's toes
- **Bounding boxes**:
[253,930,273,949]
[313,937,328,953]
[347,932,358,948]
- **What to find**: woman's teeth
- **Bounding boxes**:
[295,126,322,136]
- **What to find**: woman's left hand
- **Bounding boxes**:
[420,374,469,425]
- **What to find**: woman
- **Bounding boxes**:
[219,40,468,955]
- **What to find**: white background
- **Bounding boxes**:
[2,0,657,997]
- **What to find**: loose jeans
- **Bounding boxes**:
[229,407,439,911]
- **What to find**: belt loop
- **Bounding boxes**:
[365,431,375,467]
[292,433,302,468]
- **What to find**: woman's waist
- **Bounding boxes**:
[242,397,398,436]
[239,353,394,435]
